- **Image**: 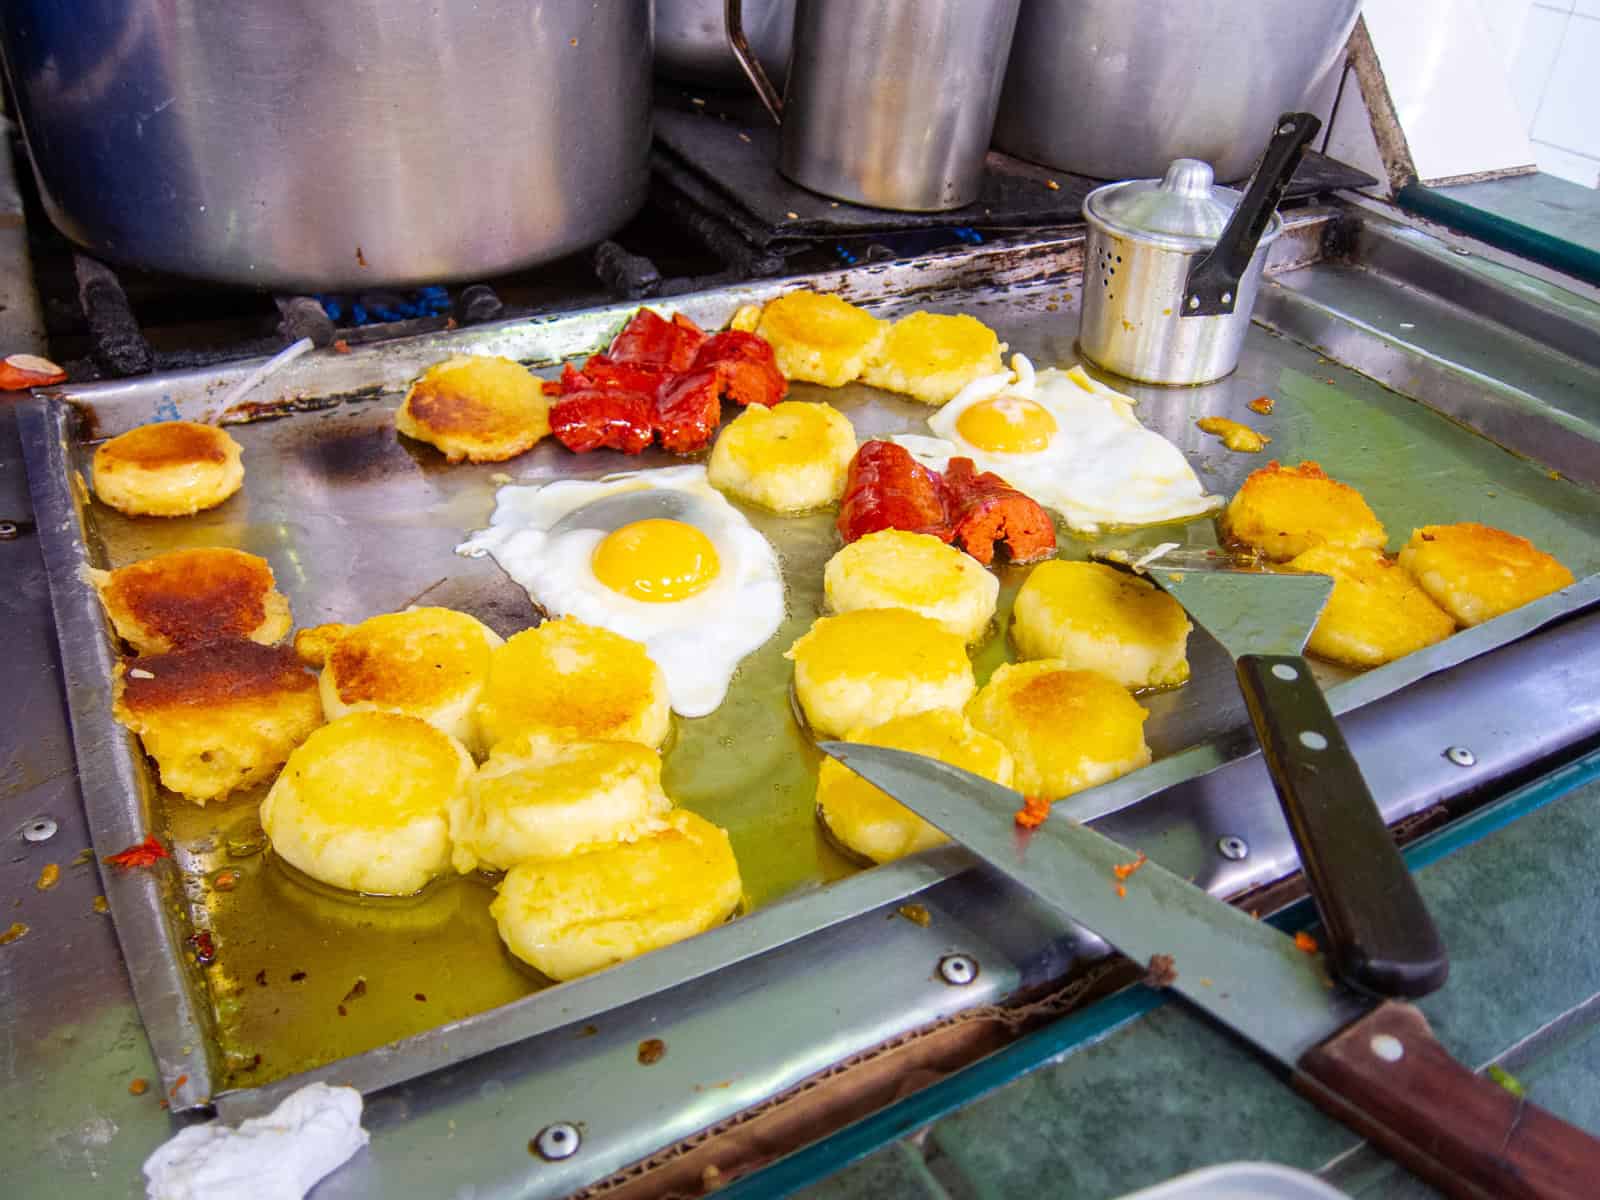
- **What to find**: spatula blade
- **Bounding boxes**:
[1151,567,1333,661]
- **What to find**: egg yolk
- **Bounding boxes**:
[955,396,1057,453]
[592,519,720,602]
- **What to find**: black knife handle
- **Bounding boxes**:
[1235,653,1448,999]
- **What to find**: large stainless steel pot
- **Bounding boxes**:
[993,0,1362,181]
[0,1,652,291]
[656,0,796,88]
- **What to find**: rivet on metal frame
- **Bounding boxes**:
[937,953,979,986]
[532,1122,581,1161]
[22,816,58,843]
[1444,746,1477,768]
[1217,835,1249,861]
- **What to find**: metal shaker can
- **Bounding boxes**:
[727,0,1022,212]
[1077,113,1320,385]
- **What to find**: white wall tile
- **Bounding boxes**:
[1538,0,1577,14]
[1530,14,1600,156]
[1572,0,1600,17]
[1531,139,1600,185]
[1477,0,1533,66]
[1511,5,1571,125]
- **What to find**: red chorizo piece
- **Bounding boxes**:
[693,332,787,408]
[574,354,670,400]
[549,388,655,454]
[654,368,723,454]
[606,308,707,372]
[836,441,952,544]
[941,457,1057,565]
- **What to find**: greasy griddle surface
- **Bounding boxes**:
[74,283,1600,1089]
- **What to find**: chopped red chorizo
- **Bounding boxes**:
[572,353,671,401]
[694,332,787,408]
[654,368,722,454]
[941,457,1057,566]
[606,308,707,372]
[837,441,952,545]
[549,389,655,454]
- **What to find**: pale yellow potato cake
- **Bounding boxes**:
[1223,460,1386,562]
[732,291,887,387]
[859,311,1006,406]
[491,808,742,981]
[299,608,504,755]
[475,617,671,752]
[260,711,473,896]
[787,607,976,740]
[113,639,324,804]
[967,660,1151,800]
[707,400,858,513]
[816,709,1014,864]
[1011,560,1191,689]
[88,546,292,656]
[1398,522,1575,627]
[450,737,672,873]
[1286,544,1455,667]
[396,354,550,463]
[92,420,244,517]
[823,529,999,643]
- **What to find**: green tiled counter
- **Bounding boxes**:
[783,753,1600,1200]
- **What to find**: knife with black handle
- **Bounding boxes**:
[822,743,1600,1200]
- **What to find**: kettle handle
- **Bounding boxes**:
[1182,112,1321,318]
[727,0,784,125]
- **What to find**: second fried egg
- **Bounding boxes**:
[458,465,784,718]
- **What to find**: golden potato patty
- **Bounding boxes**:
[733,291,887,388]
[859,311,1006,406]
[261,711,472,896]
[300,608,503,755]
[707,400,858,513]
[88,547,292,656]
[1011,560,1191,689]
[113,639,323,803]
[396,354,550,463]
[816,709,1013,864]
[823,529,999,643]
[1398,522,1574,627]
[967,660,1151,800]
[1286,544,1455,667]
[1224,460,1386,562]
[491,808,742,981]
[91,420,245,517]
[450,738,673,873]
[787,608,976,740]
[475,617,671,752]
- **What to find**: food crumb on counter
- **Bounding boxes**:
[1197,417,1270,453]
[129,1078,149,1096]
[104,834,170,869]
[1112,851,1147,881]
[414,993,427,1002]
[332,339,351,355]
[1115,884,1127,899]
[92,895,109,914]
[169,1074,189,1098]
[637,1038,666,1065]
[1046,179,1060,191]
[290,970,307,982]
[36,863,60,891]
[1014,795,1051,829]
[341,978,368,1005]
[0,921,28,945]
[1247,396,1275,415]
[1293,930,1319,954]
[1144,954,1177,988]
[73,848,95,866]
[896,903,931,927]
[785,211,799,220]
[702,1164,725,1190]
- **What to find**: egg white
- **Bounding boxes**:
[458,466,785,718]
[890,356,1220,533]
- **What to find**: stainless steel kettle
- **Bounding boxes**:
[1077,113,1320,386]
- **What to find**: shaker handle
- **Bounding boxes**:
[727,0,784,125]
[1182,111,1320,318]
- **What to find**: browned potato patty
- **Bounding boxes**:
[1398,522,1575,626]
[92,420,244,517]
[1224,460,1386,562]
[396,355,550,463]
[1285,544,1455,667]
[87,547,292,655]
[113,639,324,803]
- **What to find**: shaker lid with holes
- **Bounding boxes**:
[1082,159,1283,253]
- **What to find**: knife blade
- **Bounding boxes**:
[821,742,1600,1200]
[1091,543,1449,1001]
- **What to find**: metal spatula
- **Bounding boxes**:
[1091,545,1449,999]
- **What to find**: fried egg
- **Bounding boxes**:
[458,466,784,718]
[891,356,1220,533]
